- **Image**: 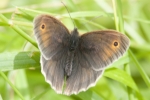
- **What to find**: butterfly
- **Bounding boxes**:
[33,14,130,95]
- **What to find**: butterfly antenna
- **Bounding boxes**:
[61,1,76,29]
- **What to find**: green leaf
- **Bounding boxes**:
[104,68,138,92]
[108,53,130,68]
[0,71,24,100]
[77,90,103,100]
[14,70,30,100]
[62,11,108,18]
[0,52,40,71]
[31,89,49,100]
[0,14,38,48]
[0,94,2,100]
[0,22,9,26]
[92,77,117,100]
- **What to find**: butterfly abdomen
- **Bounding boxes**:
[65,52,74,76]
[65,28,80,77]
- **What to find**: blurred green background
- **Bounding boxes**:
[0,0,150,100]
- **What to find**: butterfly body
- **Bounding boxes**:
[33,14,130,95]
[69,28,79,51]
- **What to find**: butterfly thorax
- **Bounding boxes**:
[65,28,79,77]
[69,28,79,51]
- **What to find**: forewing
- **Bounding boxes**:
[79,30,130,71]
[33,15,70,59]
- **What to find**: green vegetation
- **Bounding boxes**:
[0,0,150,100]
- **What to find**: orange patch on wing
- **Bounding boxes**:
[39,23,51,47]
[102,47,114,62]
[101,40,120,62]
[40,23,46,32]
[111,40,120,50]
[41,34,51,47]
[110,40,120,55]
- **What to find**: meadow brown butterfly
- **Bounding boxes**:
[33,14,130,95]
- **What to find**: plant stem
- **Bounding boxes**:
[129,50,150,88]
[112,0,119,31]
[0,14,38,48]
[0,71,25,100]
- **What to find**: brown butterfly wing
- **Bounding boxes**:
[79,30,130,71]
[33,15,70,59]
[64,49,104,95]
[64,30,129,95]
[41,48,68,93]
[33,15,70,93]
